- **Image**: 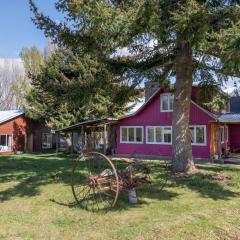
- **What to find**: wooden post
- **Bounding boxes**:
[56,132,59,153]
[71,131,74,154]
[210,123,217,160]
[218,123,224,164]
[93,127,96,151]
[81,126,84,151]
[103,124,108,154]
[224,124,228,156]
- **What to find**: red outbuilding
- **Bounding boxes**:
[0,110,56,154]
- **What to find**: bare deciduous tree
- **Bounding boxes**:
[0,59,24,110]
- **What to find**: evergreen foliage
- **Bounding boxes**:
[24,48,141,128]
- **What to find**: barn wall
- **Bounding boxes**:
[30,121,56,152]
[229,124,240,152]
[0,116,56,154]
[116,91,213,159]
[0,116,27,153]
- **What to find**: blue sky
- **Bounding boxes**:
[0,0,61,58]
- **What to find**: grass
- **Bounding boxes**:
[0,153,240,240]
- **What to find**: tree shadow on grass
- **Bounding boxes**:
[169,169,240,201]
[1,154,239,209]
[49,187,180,213]
[0,153,74,202]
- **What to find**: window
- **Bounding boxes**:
[0,134,13,152]
[220,126,228,143]
[190,127,194,143]
[161,93,174,112]
[121,128,127,142]
[146,126,172,144]
[226,126,229,142]
[0,135,6,146]
[147,127,154,143]
[120,127,143,144]
[156,127,162,142]
[136,128,143,142]
[42,133,53,149]
[163,127,172,143]
[190,126,206,145]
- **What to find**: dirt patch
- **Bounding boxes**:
[173,168,207,177]
[215,227,240,240]
[208,173,231,185]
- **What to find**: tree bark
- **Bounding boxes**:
[172,41,196,173]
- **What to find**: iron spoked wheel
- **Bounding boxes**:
[71,152,119,211]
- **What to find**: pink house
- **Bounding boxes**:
[116,87,240,161]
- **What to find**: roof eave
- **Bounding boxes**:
[0,112,25,125]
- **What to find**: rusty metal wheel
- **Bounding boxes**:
[71,152,119,211]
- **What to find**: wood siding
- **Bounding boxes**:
[116,90,214,159]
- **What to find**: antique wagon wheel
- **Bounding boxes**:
[71,152,120,211]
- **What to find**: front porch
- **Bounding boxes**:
[212,113,240,164]
[55,118,118,154]
[224,153,240,165]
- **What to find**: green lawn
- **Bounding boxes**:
[0,153,240,240]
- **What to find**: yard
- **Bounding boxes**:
[0,153,240,240]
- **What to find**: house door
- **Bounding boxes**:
[26,134,34,153]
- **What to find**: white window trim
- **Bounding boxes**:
[220,126,224,144]
[42,133,53,149]
[225,126,229,142]
[160,93,174,112]
[120,126,144,144]
[220,126,228,144]
[0,134,13,152]
[146,126,172,145]
[190,125,207,146]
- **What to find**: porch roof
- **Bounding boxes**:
[56,118,118,132]
[218,113,240,123]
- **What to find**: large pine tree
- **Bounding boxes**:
[29,0,239,172]
[26,49,141,128]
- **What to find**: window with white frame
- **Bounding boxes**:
[42,133,53,149]
[146,126,172,144]
[120,127,143,143]
[190,126,206,145]
[220,126,228,143]
[0,134,13,152]
[226,126,228,142]
[160,93,174,112]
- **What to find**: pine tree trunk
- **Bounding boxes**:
[172,41,196,173]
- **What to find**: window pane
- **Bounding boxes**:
[0,135,6,146]
[196,127,205,144]
[156,127,162,143]
[147,128,154,143]
[7,135,13,147]
[163,128,172,143]
[42,133,52,149]
[161,95,169,111]
[169,94,174,110]
[136,128,142,142]
[221,127,224,142]
[190,127,194,143]
[128,128,135,142]
[121,128,127,142]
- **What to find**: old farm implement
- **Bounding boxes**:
[71,152,153,211]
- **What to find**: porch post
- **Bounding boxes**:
[71,131,74,154]
[56,132,59,153]
[81,126,84,151]
[217,123,222,163]
[224,123,228,156]
[103,124,108,154]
